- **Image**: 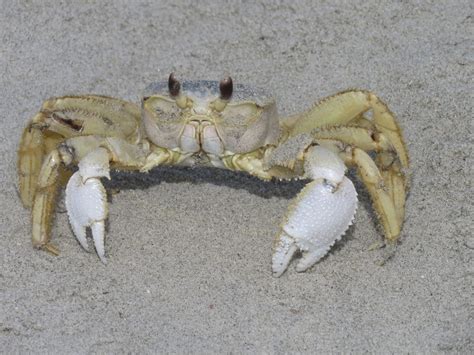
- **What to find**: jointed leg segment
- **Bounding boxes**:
[30,149,63,254]
[341,146,400,241]
[288,90,409,170]
[18,113,59,208]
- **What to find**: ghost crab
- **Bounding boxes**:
[18,74,409,276]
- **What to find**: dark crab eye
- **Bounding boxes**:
[168,73,181,97]
[219,76,233,100]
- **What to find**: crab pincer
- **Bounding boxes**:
[65,148,110,263]
[272,146,358,276]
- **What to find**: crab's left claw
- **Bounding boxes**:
[65,148,110,263]
[272,146,358,277]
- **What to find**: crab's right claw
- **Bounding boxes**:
[272,146,358,277]
[65,148,110,263]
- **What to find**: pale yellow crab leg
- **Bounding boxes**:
[18,114,65,208]
[18,118,46,208]
[376,152,406,227]
[348,114,410,191]
[30,149,63,254]
[348,114,375,129]
[312,125,392,152]
[341,147,401,241]
[18,95,141,208]
[285,90,409,170]
[272,145,358,277]
[313,126,408,225]
[41,95,141,139]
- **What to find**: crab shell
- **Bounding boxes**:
[141,80,280,155]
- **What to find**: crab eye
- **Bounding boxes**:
[168,73,180,97]
[219,76,233,100]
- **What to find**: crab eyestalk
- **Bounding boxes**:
[212,76,233,112]
[168,73,188,109]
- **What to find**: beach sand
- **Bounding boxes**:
[1,1,472,352]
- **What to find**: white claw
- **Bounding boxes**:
[272,145,358,276]
[273,177,357,276]
[65,148,109,263]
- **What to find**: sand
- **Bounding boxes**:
[1,1,472,353]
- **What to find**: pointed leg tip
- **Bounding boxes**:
[41,243,60,256]
[368,240,385,251]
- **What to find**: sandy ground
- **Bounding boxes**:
[1,1,472,353]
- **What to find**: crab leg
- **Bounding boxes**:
[18,117,45,208]
[342,147,401,241]
[40,95,142,139]
[272,145,358,276]
[286,90,409,170]
[30,149,64,255]
[348,113,410,194]
[18,113,65,208]
[375,152,406,228]
[313,126,408,227]
[313,125,392,152]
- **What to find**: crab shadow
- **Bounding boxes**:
[105,166,307,200]
[106,166,373,209]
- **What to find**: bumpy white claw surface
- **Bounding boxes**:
[65,148,109,263]
[66,172,108,263]
[272,176,358,276]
